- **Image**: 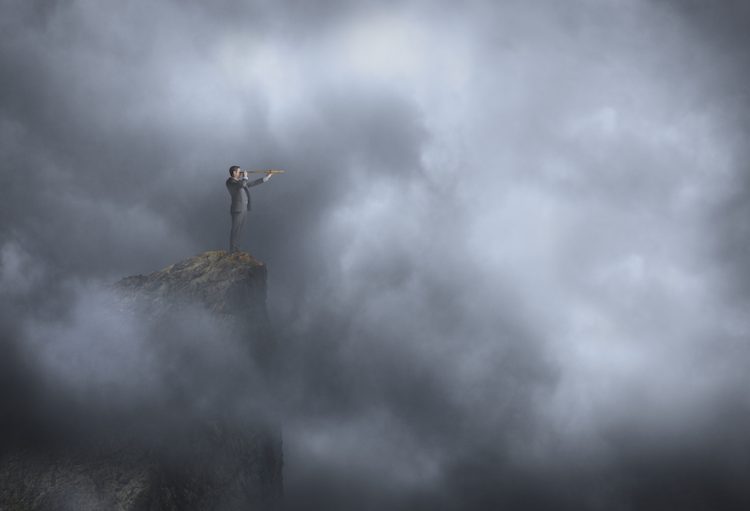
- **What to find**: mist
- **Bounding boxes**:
[2,0,750,509]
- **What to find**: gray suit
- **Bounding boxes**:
[226,176,265,253]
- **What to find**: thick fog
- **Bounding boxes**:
[1,0,749,509]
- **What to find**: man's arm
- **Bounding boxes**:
[247,173,273,187]
[226,177,247,190]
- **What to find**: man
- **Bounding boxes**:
[226,165,273,253]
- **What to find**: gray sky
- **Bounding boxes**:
[2,1,750,509]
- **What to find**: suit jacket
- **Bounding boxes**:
[226,176,264,212]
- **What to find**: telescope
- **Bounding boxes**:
[243,169,286,174]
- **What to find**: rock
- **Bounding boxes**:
[116,250,268,317]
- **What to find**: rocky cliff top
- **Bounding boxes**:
[116,250,268,317]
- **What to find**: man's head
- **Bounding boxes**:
[229,165,241,178]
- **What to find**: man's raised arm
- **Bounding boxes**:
[246,171,273,187]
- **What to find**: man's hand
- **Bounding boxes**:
[263,171,273,182]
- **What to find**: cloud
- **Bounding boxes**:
[2,0,750,508]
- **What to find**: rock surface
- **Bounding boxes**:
[116,250,268,317]
[0,251,283,510]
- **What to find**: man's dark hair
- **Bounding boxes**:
[229,165,240,176]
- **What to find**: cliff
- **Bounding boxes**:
[0,251,283,510]
[116,250,268,317]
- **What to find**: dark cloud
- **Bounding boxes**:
[656,0,750,304]
[2,0,750,509]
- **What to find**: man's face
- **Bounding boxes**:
[232,168,241,179]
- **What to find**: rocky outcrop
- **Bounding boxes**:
[116,250,269,318]
[0,251,283,510]
[116,250,276,366]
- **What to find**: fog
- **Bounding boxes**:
[1,1,749,509]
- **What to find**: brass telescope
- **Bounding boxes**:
[244,169,286,174]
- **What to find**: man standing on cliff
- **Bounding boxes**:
[226,165,273,253]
